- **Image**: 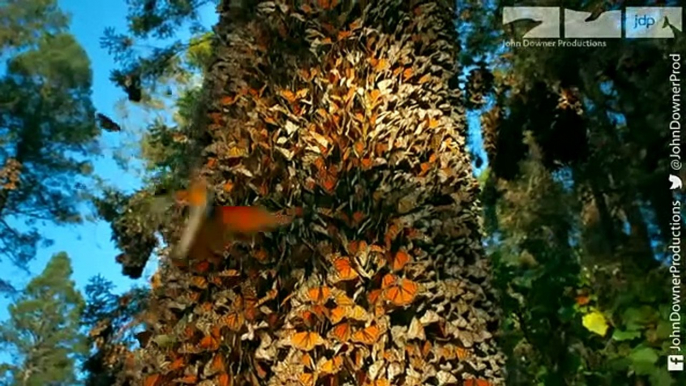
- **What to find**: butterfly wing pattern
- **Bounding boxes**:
[120,1,505,385]
[170,178,213,261]
[170,177,293,263]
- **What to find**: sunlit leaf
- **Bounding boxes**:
[582,310,609,337]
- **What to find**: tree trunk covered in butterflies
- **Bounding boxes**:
[123,0,506,385]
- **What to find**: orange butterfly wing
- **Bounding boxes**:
[216,373,231,386]
[171,177,214,260]
[143,374,161,386]
[307,286,332,304]
[169,357,185,371]
[332,257,359,281]
[329,322,352,342]
[319,356,344,375]
[381,275,419,306]
[389,250,410,271]
[291,331,325,351]
[216,206,292,234]
[329,306,347,324]
[464,379,492,386]
[185,217,229,261]
[199,334,220,351]
[351,324,381,345]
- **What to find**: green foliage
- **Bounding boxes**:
[0,0,69,52]
[92,188,162,279]
[125,0,215,39]
[0,0,101,290]
[96,29,208,278]
[0,253,87,386]
[101,0,217,102]
[463,0,685,384]
[81,275,148,332]
[185,32,213,70]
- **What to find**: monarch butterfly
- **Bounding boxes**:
[381,274,419,306]
[329,322,352,342]
[96,113,121,132]
[169,357,185,371]
[203,353,226,377]
[318,355,344,375]
[306,286,332,304]
[388,250,410,271]
[290,331,325,351]
[170,177,293,261]
[330,257,359,282]
[199,334,220,351]
[351,324,381,345]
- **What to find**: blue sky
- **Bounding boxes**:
[0,0,218,321]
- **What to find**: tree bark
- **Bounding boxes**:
[124,1,507,385]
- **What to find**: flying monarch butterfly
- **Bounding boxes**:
[96,113,122,132]
[170,177,294,261]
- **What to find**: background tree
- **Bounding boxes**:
[80,275,149,386]
[459,0,685,384]
[0,0,69,52]
[0,0,102,291]
[0,252,87,386]
[101,0,216,104]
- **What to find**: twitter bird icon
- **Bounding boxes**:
[669,174,683,190]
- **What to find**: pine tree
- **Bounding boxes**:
[0,0,102,291]
[0,252,88,386]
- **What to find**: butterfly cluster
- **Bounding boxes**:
[118,0,506,385]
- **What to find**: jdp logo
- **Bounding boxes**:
[503,7,682,39]
[668,355,684,372]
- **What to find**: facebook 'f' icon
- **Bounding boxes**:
[668,355,684,371]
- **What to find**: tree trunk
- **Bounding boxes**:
[127,1,506,385]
